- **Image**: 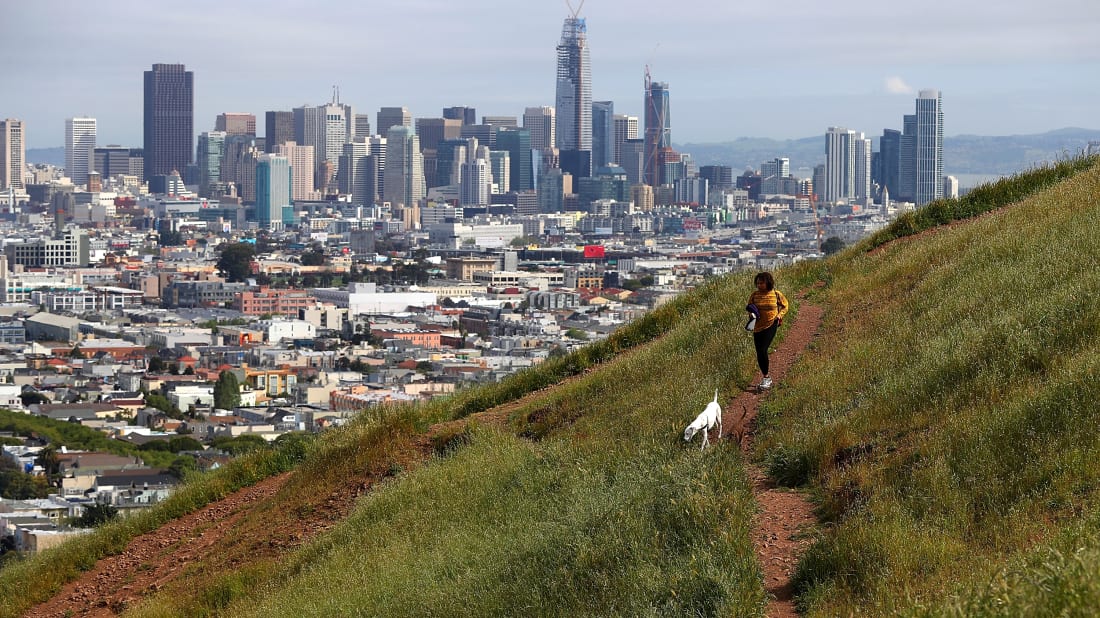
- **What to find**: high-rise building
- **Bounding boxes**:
[619,138,645,186]
[443,106,477,126]
[460,150,493,206]
[369,135,387,200]
[878,129,901,199]
[854,135,872,201]
[915,89,944,206]
[338,138,372,205]
[699,165,733,191]
[0,119,26,192]
[196,131,226,197]
[215,113,256,136]
[537,167,566,213]
[613,114,639,165]
[435,138,472,188]
[294,103,353,171]
[824,128,871,203]
[824,127,855,203]
[65,117,96,186]
[523,107,555,151]
[592,101,614,168]
[944,175,959,198]
[377,107,412,137]
[898,114,917,203]
[483,116,518,129]
[143,63,194,181]
[353,114,372,139]
[265,111,294,153]
[489,151,511,194]
[255,155,292,230]
[416,118,463,153]
[555,15,592,152]
[630,183,654,212]
[494,128,532,192]
[275,141,316,201]
[644,79,671,187]
[93,146,143,180]
[383,126,424,207]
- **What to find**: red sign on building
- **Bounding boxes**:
[583,245,606,259]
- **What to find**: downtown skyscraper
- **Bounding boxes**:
[383,126,424,208]
[143,63,194,181]
[914,89,944,206]
[643,78,670,187]
[0,119,25,192]
[554,15,592,153]
[824,127,871,203]
[65,117,96,186]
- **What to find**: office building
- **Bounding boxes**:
[143,63,194,180]
[93,146,143,180]
[353,114,371,139]
[944,175,959,198]
[613,114,639,165]
[1,119,26,192]
[592,101,614,168]
[899,114,917,203]
[483,116,518,129]
[644,79,671,187]
[630,183,654,212]
[619,138,644,186]
[537,167,566,213]
[265,111,294,153]
[460,152,493,206]
[293,103,353,171]
[878,129,901,199]
[824,127,871,203]
[488,151,511,194]
[699,165,733,191]
[915,89,944,206]
[555,15,592,152]
[65,117,96,186]
[494,128,532,192]
[275,141,316,201]
[196,131,227,197]
[415,118,463,152]
[5,229,90,269]
[523,107,555,151]
[215,113,256,136]
[338,138,372,205]
[383,126,424,207]
[443,106,477,125]
[255,155,292,230]
[377,107,412,137]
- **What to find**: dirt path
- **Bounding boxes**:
[722,299,824,618]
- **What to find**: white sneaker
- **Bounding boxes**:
[760,377,773,390]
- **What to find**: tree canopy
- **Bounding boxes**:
[216,242,257,283]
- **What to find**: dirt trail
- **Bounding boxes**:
[722,298,824,618]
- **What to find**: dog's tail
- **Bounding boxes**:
[713,388,719,403]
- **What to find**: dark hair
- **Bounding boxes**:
[754,272,775,291]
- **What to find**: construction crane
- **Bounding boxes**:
[808,192,824,253]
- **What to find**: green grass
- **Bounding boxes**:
[752,157,1100,615]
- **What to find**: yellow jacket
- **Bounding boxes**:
[748,289,788,332]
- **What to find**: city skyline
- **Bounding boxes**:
[2,0,1097,149]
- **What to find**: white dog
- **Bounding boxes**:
[683,390,722,449]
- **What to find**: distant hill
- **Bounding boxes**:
[25,147,65,167]
[677,127,1100,176]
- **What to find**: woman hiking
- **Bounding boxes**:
[746,272,788,390]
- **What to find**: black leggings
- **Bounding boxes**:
[753,321,779,377]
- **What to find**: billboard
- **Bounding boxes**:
[583,245,606,259]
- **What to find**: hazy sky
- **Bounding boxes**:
[3,0,1098,148]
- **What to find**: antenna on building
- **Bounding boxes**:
[565,0,585,19]
[332,85,340,105]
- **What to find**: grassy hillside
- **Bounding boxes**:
[6,156,1099,616]
[756,157,1100,615]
